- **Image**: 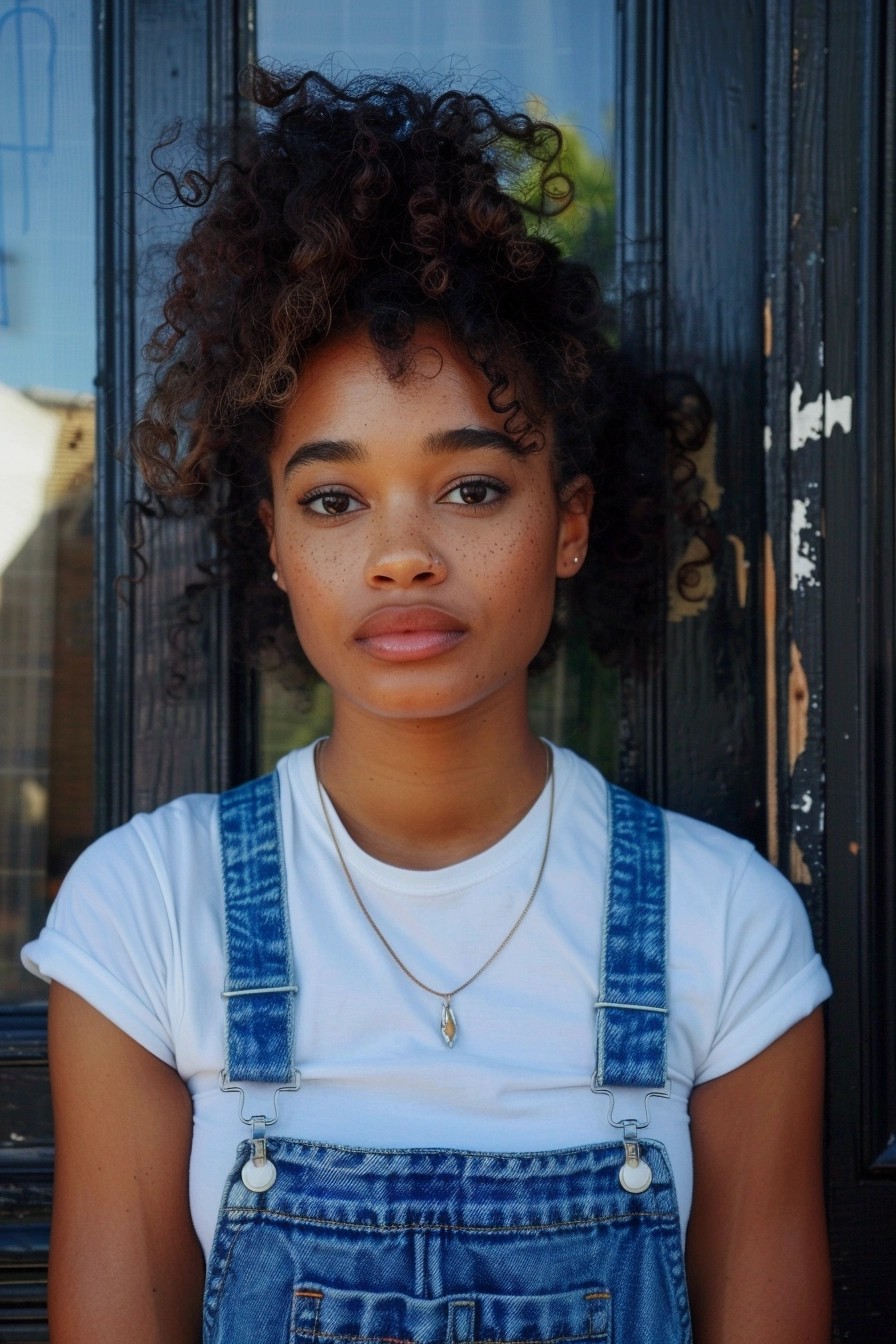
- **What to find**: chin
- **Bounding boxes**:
[342,671,522,723]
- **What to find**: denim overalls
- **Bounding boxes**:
[204,773,692,1343]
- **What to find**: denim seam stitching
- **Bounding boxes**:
[294,1334,602,1344]
[204,1220,246,1329]
[222,1208,677,1232]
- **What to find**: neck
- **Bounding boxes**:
[317,689,549,869]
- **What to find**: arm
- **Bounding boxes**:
[48,983,204,1344]
[686,1007,830,1343]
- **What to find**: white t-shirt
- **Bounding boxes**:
[22,743,831,1258]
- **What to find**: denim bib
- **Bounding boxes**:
[204,773,691,1343]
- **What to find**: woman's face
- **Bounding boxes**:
[260,324,591,724]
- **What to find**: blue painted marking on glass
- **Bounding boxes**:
[0,0,57,325]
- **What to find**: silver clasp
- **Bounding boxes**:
[591,1079,669,1195]
[243,1114,277,1192]
[220,1070,300,1192]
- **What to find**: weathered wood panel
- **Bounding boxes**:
[822,0,896,1337]
[662,1,764,840]
[0,2,252,1336]
[95,0,251,832]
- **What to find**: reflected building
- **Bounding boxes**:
[0,386,93,999]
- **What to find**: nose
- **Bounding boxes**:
[364,520,446,589]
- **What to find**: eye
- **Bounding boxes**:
[301,489,363,516]
[441,477,508,507]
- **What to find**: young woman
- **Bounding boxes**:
[24,70,831,1343]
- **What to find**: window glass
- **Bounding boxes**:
[0,0,95,999]
[255,0,617,776]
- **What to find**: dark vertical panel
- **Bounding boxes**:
[627,0,896,1330]
[95,0,137,836]
[617,0,667,798]
[0,4,253,1338]
[762,0,896,1334]
[823,0,896,1336]
[660,4,764,840]
[0,1008,51,1337]
[95,0,252,831]
[785,0,827,920]
[862,0,896,1181]
[763,0,828,928]
[760,0,793,886]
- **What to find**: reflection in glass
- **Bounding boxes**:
[254,0,618,774]
[0,0,95,999]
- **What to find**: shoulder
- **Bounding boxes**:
[656,807,830,1083]
[21,789,226,1066]
[54,751,305,916]
[660,803,816,960]
[64,789,222,900]
[664,805,755,884]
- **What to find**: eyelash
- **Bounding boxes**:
[298,476,510,516]
[441,476,509,508]
[299,487,362,517]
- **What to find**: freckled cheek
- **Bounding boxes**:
[477,517,558,595]
[280,544,352,634]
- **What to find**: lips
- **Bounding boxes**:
[353,605,468,662]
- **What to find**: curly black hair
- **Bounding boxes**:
[131,66,714,677]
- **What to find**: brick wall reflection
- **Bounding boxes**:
[0,388,93,999]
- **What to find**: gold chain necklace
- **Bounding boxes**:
[313,740,555,1048]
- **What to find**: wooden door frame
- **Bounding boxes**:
[627,1,896,1335]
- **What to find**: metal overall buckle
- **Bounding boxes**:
[590,1073,670,1194]
[220,1070,301,1192]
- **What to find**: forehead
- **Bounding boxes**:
[274,324,512,447]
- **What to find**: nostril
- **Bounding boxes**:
[366,551,445,586]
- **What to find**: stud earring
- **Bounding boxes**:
[272,569,279,583]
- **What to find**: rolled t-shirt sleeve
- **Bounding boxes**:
[695,848,832,1085]
[21,816,182,1067]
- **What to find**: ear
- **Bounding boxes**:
[555,474,594,578]
[257,498,284,587]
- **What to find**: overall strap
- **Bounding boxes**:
[593,783,668,1090]
[219,772,297,1086]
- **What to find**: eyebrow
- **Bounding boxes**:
[281,438,365,481]
[281,426,520,482]
[423,427,522,457]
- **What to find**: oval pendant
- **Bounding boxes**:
[440,1000,458,1047]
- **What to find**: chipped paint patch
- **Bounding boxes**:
[790,381,853,448]
[788,641,809,771]
[824,390,852,436]
[763,534,779,868]
[726,534,749,608]
[789,838,813,886]
[763,297,773,357]
[790,497,818,590]
[790,382,823,448]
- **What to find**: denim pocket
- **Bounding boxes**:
[290,1284,612,1344]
